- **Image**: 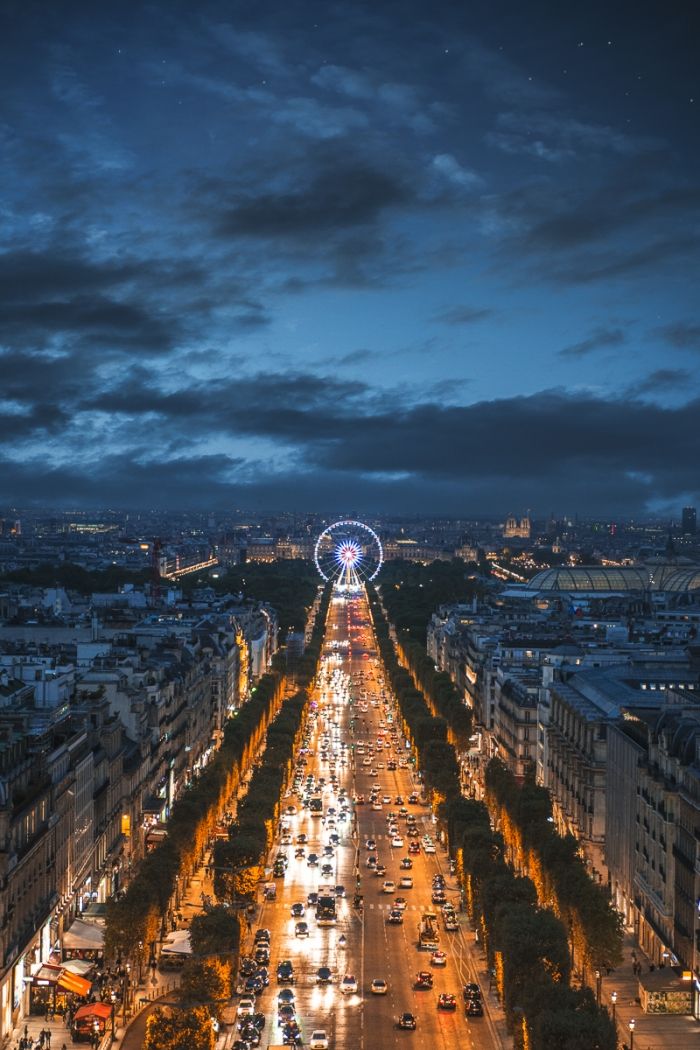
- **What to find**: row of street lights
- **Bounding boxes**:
[595,969,635,1049]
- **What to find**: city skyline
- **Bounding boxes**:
[1,1,698,515]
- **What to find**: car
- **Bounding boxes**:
[277,1004,296,1026]
[432,891,447,905]
[316,966,333,984]
[465,998,484,1017]
[413,971,433,990]
[277,960,296,985]
[382,880,396,894]
[294,847,305,858]
[321,864,333,877]
[432,875,445,889]
[407,827,420,838]
[400,857,413,869]
[372,802,382,810]
[237,998,255,1018]
[387,908,403,924]
[396,1012,417,1030]
[254,947,270,966]
[392,836,404,848]
[431,950,447,967]
[294,921,309,938]
[463,983,481,1001]
[307,890,319,906]
[254,928,271,944]
[444,917,459,932]
[393,897,408,910]
[335,884,346,897]
[374,863,386,877]
[365,838,377,850]
[382,795,391,803]
[290,902,305,918]
[309,1031,329,1050]
[438,993,457,1011]
[307,853,319,866]
[399,876,413,889]
[424,843,436,854]
[371,978,388,995]
[340,974,358,994]
[408,842,420,854]
[277,988,295,1005]
[296,833,307,843]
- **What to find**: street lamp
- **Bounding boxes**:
[595,968,601,1006]
[629,1018,635,1050]
[611,990,617,1024]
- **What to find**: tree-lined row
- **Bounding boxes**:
[105,584,329,967]
[485,759,623,976]
[214,687,310,899]
[395,635,472,749]
[368,589,462,804]
[449,796,617,1050]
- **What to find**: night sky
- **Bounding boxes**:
[1,0,698,516]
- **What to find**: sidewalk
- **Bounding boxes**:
[598,931,699,1050]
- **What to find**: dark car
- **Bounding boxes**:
[307,891,319,906]
[413,971,433,990]
[307,853,319,866]
[294,921,309,938]
[437,993,457,1011]
[254,947,270,966]
[291,902,305,917]
[463,983,481,1001]
[397,1012,417,1030]
[244,976,264,994]
[465,998,484,1017]
[254,929,271,944]
[277,960,295,985]
[316,966,333,984]
[335,884,346,897]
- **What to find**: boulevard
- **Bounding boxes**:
[245,587,501,1050]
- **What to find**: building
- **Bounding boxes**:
[681,507,697,536]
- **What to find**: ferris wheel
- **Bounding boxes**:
[314,520,383,589]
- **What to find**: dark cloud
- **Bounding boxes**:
[434,306,494,325]
[627,369,695,397]
[655,321,700,351]
[218,164,408,238]
[558,326,626,358]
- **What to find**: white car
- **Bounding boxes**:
[341,974,358,994]
[237,997,255,1017]
[424,843,436,854]
[309,1031,329,1049]
[371,978,388,995]
[382,880,396,894]
[399,876,413,889]
[392,836,404,848]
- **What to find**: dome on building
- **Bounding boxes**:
[527,566,652,592]
[661,567,700,592]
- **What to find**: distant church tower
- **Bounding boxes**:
[504,512,531,539]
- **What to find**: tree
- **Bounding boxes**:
[179,958,231,1017]
[189,906,240,961]
[144,1006,215,1050]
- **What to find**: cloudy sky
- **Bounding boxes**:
[1,0,698,516]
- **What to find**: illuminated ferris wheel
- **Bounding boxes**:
[314,520,383,589]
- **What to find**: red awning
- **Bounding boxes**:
[74,1002,112,1021]
[57,971,92,996]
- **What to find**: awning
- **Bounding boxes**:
[160,929,191,956]
[143,794,164,813]
[62,918,104,951]
[58,971,92,996]
[33,964,62,986]
[62,959,95,977]
[74,1002,112,1021]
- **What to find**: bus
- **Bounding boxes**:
[309,794,323,818]
[315,894,337,926]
